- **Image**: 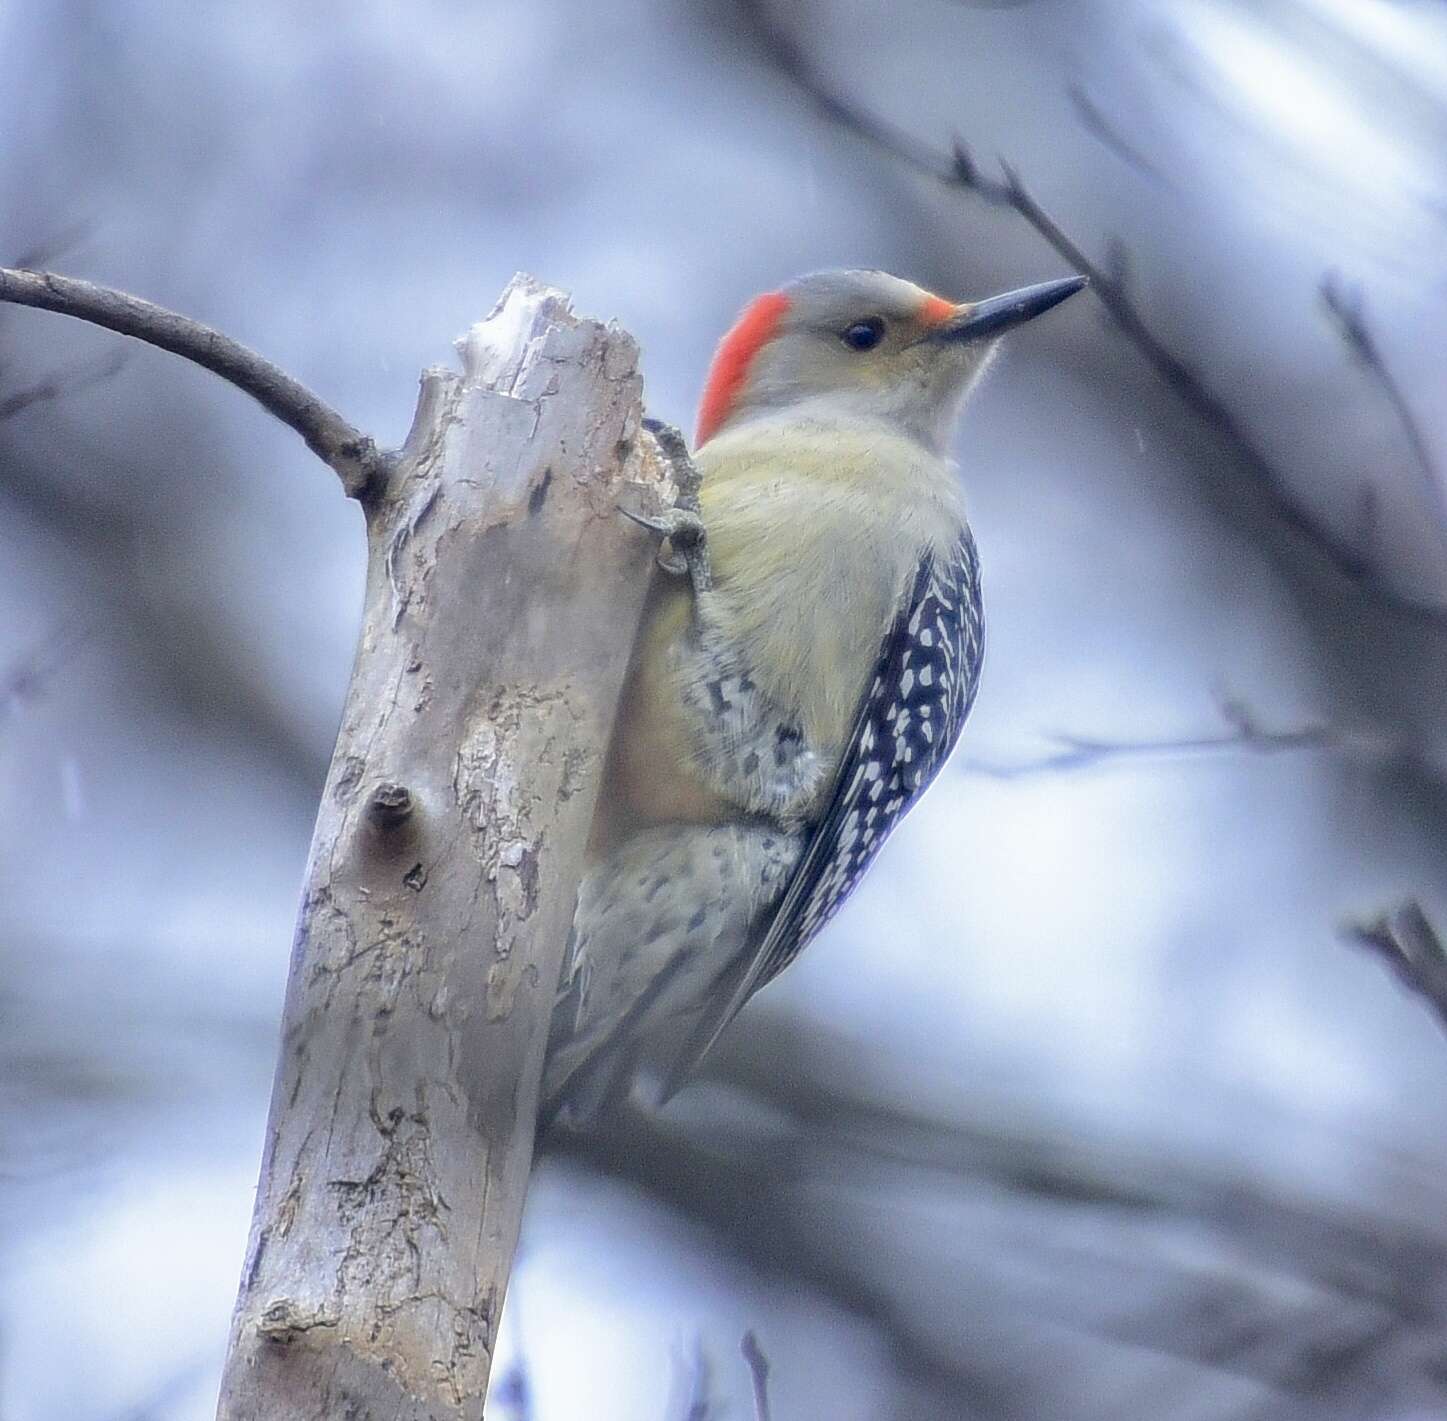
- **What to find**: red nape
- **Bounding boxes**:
[695,291,791,447]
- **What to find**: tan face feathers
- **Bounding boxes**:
[697,268,1085,452]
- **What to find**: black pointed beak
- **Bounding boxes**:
[938,274,1088,341]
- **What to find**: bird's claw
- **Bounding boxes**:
[620,504,710,586]
[620,503,706,544]
[627,417,711,593]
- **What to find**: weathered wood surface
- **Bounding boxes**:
[216,276,668,1419]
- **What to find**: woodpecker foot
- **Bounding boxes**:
[620,504,711,592]
[636,416,711,594]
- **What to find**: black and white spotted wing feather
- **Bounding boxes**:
[663,527,984,1096]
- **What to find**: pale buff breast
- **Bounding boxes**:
[696,415,965,752]
[599,415,965,838]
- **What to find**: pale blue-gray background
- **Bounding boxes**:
[2,2,1445,1417]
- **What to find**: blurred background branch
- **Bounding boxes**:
[1345,900,1447,1036]
[0,349,128,425]
[954,692,1441,780]
[551,1005,1447,1418]
[1319,272,1447,556]
[3,1,1445,1417]
[736,0,1447,632]
[740,1332,772,1421]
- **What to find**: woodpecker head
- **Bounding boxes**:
[696,268,1086,453]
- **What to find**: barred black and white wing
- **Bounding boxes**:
[664,527,984,1094]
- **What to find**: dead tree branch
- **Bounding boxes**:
[0,266,389,498]
[208,275,670,1418]
[1344,900,1447,1036]
[735,0,1447,632]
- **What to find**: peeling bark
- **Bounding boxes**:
[215,276,669,1420]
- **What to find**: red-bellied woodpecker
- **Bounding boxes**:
[544,268,1085,1123]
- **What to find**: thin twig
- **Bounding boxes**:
[740,1331,773,1421]
[0,267,390,499]
[0,348,129,423]
[556,1005,1447,1409]
[958,697,1342,779]
[960,726,1330,779]
[1067,82,1171,186]
[1344,900,1447,1036]
[735,0,1447,631]
[680,1341,716,1421]
[1321,273,1447,556]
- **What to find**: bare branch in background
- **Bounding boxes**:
[0,455,329,785]
[741,1331,773,1421]
[1344,900,1447,1037]
[553,1007,1447,1414]
[1321,273,1447,554]
[1066,83,1171,186]
[959,696,1344,778]
[0,348,128,422]
[0,267,389,498]
[668,1334,771,1421]
[555,1105,990,1409]
[735,0,1447,632]
[679,1341,718,1421]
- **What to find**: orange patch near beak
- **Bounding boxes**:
[918,294,956,327]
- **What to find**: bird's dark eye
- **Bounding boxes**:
[841,318,885,352]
